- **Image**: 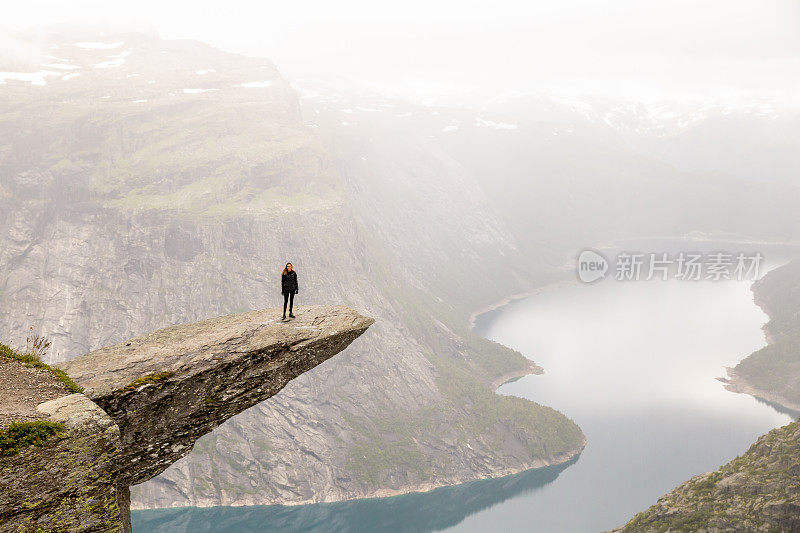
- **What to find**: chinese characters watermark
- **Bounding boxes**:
[577,249,763,283]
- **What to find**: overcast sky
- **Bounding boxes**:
[3,0,799,102]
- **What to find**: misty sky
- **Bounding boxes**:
[3,0,800,102]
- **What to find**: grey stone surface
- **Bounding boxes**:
[59,305,374,486]
[0,394,124,533]
[1,307,371,532]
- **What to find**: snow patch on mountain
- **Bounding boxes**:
[238,80,272,88]
[475,117,517,130]
[0,70,61,86]
[43,63,80,70]
[75,41,124,50]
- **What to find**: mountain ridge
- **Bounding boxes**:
[0,29,586,509]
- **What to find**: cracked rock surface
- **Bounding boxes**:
[58,305,374,486]
[0,306,372,532]
[0,394,124,533]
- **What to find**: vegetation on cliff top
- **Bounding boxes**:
[0,343,83,394]
[120,372,176,392]
[0,420,66,457]
[619,419,800,532]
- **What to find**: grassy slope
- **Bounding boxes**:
[730,259,800,409]
[0,345,71,456]
[345,271,584,484]
[619,420,800,532]
[0,343,83,394]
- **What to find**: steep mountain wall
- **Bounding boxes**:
[0,30,585,509]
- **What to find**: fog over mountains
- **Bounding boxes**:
[1,28,799,510]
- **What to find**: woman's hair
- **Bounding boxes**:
[282,263,293,275]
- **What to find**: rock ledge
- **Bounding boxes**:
[1,305,373,533]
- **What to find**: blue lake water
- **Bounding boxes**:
[134,273,794,532]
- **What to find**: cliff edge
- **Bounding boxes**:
[612,419,800,532]
[0,305,373,533]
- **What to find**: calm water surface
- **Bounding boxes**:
[134,276,793,532]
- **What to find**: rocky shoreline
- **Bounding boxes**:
[721,273,800,416]
[722,369,800,415]
[467,279,574,330]
[132,435,587,510]
[614,260,800,531]
[490,359,544,390]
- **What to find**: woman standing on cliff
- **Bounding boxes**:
[281,263,299,320]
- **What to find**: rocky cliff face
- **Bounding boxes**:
[615,420,800,532]
[0,394,124,533]
[0,306,372,532]
[59,305,374,487]
[0,29,585,509]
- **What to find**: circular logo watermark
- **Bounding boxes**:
[577,249,609,283]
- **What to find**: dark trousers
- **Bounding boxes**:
[283,291,295,316]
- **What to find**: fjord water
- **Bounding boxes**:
[133,275,792,533]
[453,276,793,532]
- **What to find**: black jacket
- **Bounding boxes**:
[282,270,298,294]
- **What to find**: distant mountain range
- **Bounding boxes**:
[1,28,798,509]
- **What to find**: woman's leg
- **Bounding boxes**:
[283,292,289,316]
[288,291,295,315]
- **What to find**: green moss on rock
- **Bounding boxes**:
[0,421,66,457]
[617,420,800,532]
[120,372,175,392]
